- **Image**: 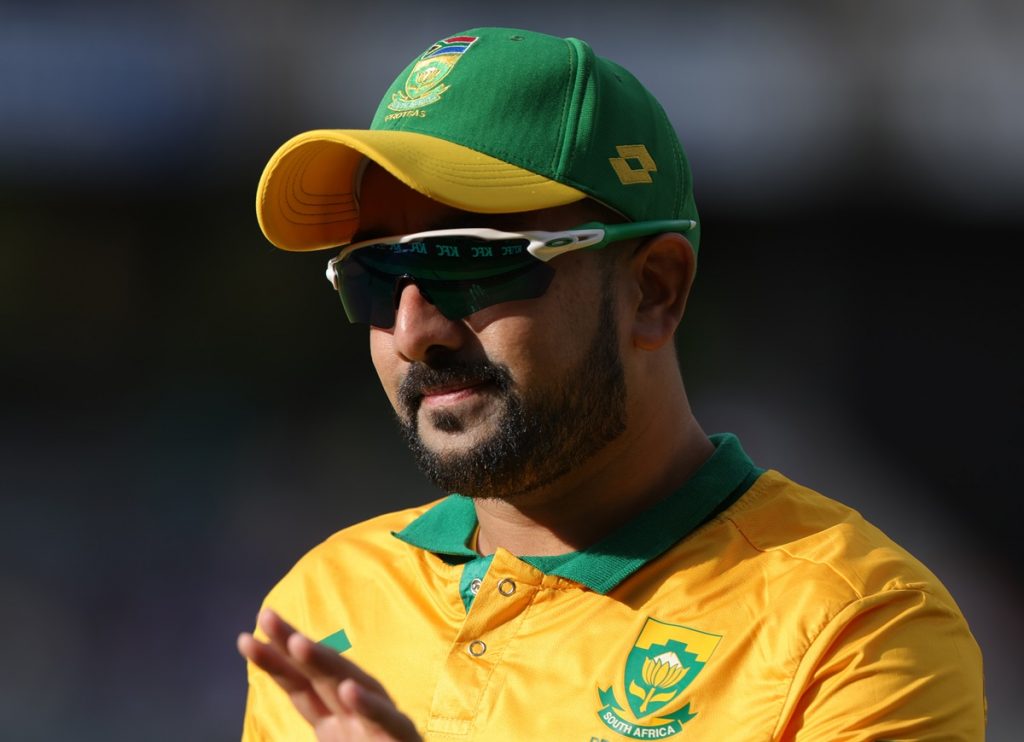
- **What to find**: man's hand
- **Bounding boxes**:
[238,608,422,741]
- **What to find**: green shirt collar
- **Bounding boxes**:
[393,433,761,593]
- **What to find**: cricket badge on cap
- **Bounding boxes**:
[388,35,479,112]
[596,617,722,738]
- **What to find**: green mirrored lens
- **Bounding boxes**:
[356,235,536,279]
[335,236,553,327]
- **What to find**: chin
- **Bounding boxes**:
[418,425,497,458]
[421,407,498,441]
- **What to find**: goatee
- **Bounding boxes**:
[395,283,626,500]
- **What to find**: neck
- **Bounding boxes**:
[473,376,713,557]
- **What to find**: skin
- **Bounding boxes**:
[237,164,713,740]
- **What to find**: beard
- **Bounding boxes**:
[395,281,627,501]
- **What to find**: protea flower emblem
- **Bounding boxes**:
[637,651,688,712]
[612,618,722,723]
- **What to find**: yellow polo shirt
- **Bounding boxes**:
[242,434,985,740]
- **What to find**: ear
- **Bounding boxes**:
[628,233,697,351]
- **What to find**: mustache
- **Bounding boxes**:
[397,359,514,416]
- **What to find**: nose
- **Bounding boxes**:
[391,281,466,362]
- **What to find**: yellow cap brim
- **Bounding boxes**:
[256,129,588,251]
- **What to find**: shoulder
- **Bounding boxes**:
[657,468,981,679]
[694,471,985,738]
[259,499,444,616]
[718,469,960,608]
[303,500,441,560]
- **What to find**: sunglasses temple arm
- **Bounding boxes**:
[602,219,697,245]
[526,229,608,261]
[526,219,696,262]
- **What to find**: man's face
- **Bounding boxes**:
[358,166,629,501]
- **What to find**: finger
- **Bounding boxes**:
[255,609,397,722]
[237,632,333,722]
[257,607,390,698]
[286,631,354,717]
[238,633,308,691]
[338,679,422,742]
[256,607,299,652]
[255,609,367,718]
[284,629,392,700]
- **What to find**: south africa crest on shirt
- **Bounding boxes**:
[388,35,478,112]
[597,618,722,738]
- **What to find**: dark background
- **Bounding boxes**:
[2,1,1021,739]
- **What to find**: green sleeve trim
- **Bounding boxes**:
[318,628,352,654]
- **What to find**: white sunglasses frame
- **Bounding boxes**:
[325,219,695,287]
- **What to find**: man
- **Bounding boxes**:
[238,28,985,741]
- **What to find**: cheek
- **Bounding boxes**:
[474,305,585,390]
[369,329,402,408]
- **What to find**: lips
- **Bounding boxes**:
[421,379,485,396]
[399,374,489,415]
[397,360,513,417]
[419,379,488,408]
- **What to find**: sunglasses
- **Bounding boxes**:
[325,219,695,328]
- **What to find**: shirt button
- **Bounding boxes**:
[497,578,517,596]
[469,578,482,595]
[467,640,487,657]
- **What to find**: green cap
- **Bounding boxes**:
[257,27,700,252]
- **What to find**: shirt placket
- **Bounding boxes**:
[425,551,538,738]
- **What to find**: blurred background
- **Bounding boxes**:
[2,0,1021,738]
